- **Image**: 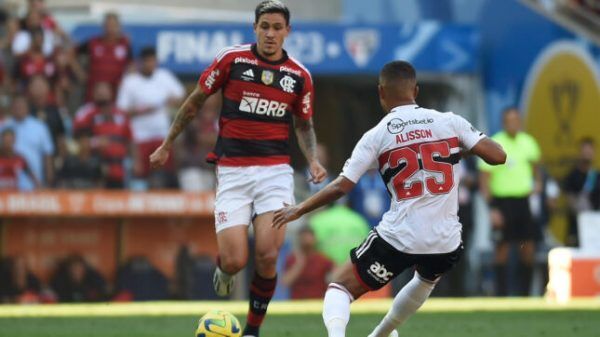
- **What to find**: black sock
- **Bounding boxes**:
[494,264,507,296]
[517,262,533,296]
[243,272,277,336]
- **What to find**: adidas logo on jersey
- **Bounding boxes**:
[242,69,255,81]
[239,95,288,117]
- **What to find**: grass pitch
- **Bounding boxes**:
[0,298,598,337]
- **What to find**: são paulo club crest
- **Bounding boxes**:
[344,29,380,68]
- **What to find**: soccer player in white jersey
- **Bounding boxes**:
[273,60,506,337]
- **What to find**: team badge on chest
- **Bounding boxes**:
[261,70,274,85]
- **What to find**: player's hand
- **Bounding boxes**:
[149,144,170,169]
[308,160,327,184]
[490,208,504,229]
[273,204,302,229]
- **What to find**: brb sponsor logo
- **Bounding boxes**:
[368,261,393,283]
[239,92,287,117]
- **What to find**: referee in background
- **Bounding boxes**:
[479,107,542,296]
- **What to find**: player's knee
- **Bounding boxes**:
[255,249,279,269]
[219,254,247,274]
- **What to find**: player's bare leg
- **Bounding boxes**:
[241,211,286,337]
[494,241,510,296]
[214,225,249,296]
[322,262,368,337]
[518,240,535,295]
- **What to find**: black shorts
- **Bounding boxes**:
[350,230,462,290]
[491,197,535,242]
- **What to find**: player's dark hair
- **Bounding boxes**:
[298,225,314,236]
[1,127,14,138]
[255,0,290,25]
[380,60,416,84]
[104,11,119,23]
[501,106,520,117]
[139,46,156,59]
[580,136,595,147]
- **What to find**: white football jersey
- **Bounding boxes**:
[341,104,485,254]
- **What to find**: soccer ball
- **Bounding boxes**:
[195,310,242,337]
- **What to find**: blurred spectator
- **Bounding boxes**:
[12,27,57,90]
[77,12,131,102]
[50,255,107,302]
[12,10,56,57]
[114,256,168,301]
[0,256,41,303]
[348,169,390,229]
[282,226,334,299]
[178,94,219,191]
[73,82,133,188]
[55,134,103,189]
[3,94,53,189]
[27,0,63,34]
[0,128,39,190]
[564,137,600,247]
[53,47,86,110]
[173,246,218,300]
[28,75,65,157]
[117,46,184,188]
[0,93,9,128]
[309,204,370,265]
[479,107,542,296]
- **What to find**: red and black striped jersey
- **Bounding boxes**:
[198,43,314,166]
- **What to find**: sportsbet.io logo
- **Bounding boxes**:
[387,117,434,134]
[387,118,405,134]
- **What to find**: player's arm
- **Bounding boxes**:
[293,115,326,183]
[273,176,355,229]
[275,126,378,228]
[150,86,209,168]
[469,137,506,165]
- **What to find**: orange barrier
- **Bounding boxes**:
[0,191,216,283]
[0,191,214,217]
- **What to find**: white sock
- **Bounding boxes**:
[369,273,436,337]
[322,284,354,337]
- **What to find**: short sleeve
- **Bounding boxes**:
[116,77,133,111]
[293,71,314,120]
[163,70,185,99]
[453,114,486,150]
[40,124,54,155]
[12,31,30,56]
[528,135,541,162]
[284,254,296,271]
[340,127,379,183]
[197,48,232,95]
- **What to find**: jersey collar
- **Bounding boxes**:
[390,104,419,113]
[251,43,289,65]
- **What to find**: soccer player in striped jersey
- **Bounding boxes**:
[150,1,326,336]
[272,61,506,337]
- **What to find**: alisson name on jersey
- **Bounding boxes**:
[395,129,433,144]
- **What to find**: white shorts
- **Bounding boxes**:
[214,164,294,233]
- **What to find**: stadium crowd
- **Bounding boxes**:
[0,1,219,192]
[0,0,599,304]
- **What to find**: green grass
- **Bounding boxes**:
[0,299,598,337]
